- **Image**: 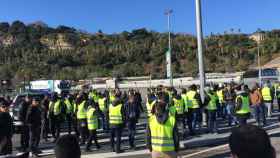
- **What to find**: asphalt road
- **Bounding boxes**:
[10,111,280,158]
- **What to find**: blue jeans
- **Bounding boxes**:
[253,104,266,126]
[207,110,217,133]
[226,103,236,126]
[191,108,201,131]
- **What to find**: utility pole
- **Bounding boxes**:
[165,9,173,87]
[257,42,262,86]
[195,0,206,103]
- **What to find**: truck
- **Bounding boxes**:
[29,80,71,94]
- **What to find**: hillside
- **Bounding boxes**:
[0,20,280,83]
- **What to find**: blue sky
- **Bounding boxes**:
[0,0,279,35]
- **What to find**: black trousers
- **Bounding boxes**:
[78,119,88,144]
[186,110,194,134]
[20,125,30,150]
[86,130,100,149]
[127,120,136,147]
[41,118,49,140]
[50,115,61,139]
[110,127,122,152]
[29,126,41,153]
[0,137,12,155]
[66,114,73,134]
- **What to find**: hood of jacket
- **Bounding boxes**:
[155,110,169,124]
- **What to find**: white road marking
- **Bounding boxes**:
[182,127,280,158]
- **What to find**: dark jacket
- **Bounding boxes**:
[146,110,179,152]
[19,101,31,124]
[109,97,125,128]
[0,112,13,140]
[26,106,42,127]
[124,100,141,122]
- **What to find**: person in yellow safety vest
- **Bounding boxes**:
[64,94,75,134]
[186,85,202,135]
[235,85,251,125]
[76,92,88,145]
[109,91,125,153]
[85,104,101,152]
[276,82,280,112]
[97,92,109,131]
[171,89,186,135]
[216,85,226,119]
[146,93,157,118]
[48,93,64,141]
[146,100,179,158]
[109,90,116,104]
[205,87,219,134]
[261,83,273,117]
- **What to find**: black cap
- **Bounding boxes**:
[0,101,8,108]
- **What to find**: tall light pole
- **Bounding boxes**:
[165,9,173,87]
[257,42,262,86]
[195,0,206,103]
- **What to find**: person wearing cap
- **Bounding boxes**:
[18,95,31,151]
[97,92,109,131]
[0,101,13,155]
[186,85,202,135]
[109,91,125,153]
[76,92,89,145]
[26,98,42,156]
[64,94,75,135]
[85,103,101,152]
[48,93,64,142]
[234,85,251,125]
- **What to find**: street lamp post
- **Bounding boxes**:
[257,42,262,86]
[165,9,173,87]
[195,0,206,103]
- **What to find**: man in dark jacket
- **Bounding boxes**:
[124,93,141,149]
[109,92,125,153]
[146,100,179,158]
[0,101,13,156]
[26,98,42,156]
[18,95,31,151]
[41,95,50,141]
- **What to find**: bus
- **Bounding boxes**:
[242,68,279,87]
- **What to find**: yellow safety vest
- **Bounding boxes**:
[149,115,176,152]
[77,101,87,119]
[217,90,224,104]
[181,94,188,113]
[98,98,106,112]
[109,104,123,125]
[262,87,272,101]
[87,107,98,130]
[207,93,217,110]
[173,98,184,115]
[236,95,250,114]
[64,99,73,114]
[186,90,199,109]
[109,95,116,104]
[146,100,156,117]
[49,100,61,116]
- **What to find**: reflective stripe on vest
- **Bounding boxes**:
[173,98,184,114]
[207,93,217,110]
[109,104,123,125]
[98,98,106,112]
[87,107,98,130]
[77,101,87,119]
[149,115,175,152]
[236,95,250,114]
[186,91,199,109]
[64,99,73,114]
[262,87,272,101]
[146,100,156,117]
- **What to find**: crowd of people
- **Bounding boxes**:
[0,81,279,158]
